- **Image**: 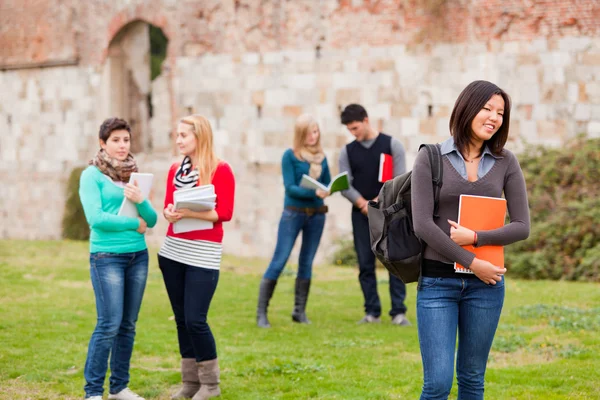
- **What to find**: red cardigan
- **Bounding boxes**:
[164,161,235,243]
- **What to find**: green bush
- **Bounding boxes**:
[331,237,386,270]
[332,238,358,267]
[506,136,600,281]
[61,166,89,241]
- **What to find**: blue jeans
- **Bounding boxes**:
[263,208,326,280]
[84,250,149,398]
[417,275,505,400]
[158,255,220,362]
[352,208,407,318]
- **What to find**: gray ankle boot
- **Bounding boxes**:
[172,358,200,399]
[192,358,221,400]
[256,278,277,328]
[291,278,311,324]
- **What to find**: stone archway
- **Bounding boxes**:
[101,20,169,154]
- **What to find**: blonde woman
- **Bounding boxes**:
[158,115,235,400]
[256,114,331,328]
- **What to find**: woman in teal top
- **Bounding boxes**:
[256,114,331,328]
[79,117,157,400]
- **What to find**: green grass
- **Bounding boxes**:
[1,240,599,399]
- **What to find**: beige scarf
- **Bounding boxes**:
[89,149,138,183]
[299,146,325,179]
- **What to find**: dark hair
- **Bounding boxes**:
[449,80,511,157]
[340,104,368,125]
[99,117,131,143]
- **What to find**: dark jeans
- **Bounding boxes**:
[158,254,219,362]
[352,208,407,318]
[84,250,149,398]
[263,208,326,280]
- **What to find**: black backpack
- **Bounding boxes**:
[367,144,443,283]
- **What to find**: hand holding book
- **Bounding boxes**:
[315,189,329,199]
[447,220,476,246]
[452,194,507,277]
[300,172,349,195]
[164,204,182,224]
[469,258,506,285]
[171,184,216,233]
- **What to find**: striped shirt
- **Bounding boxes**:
[158,236,222,270]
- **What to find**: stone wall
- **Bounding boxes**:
[1,0,599,261]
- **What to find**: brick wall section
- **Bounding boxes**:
[0,0,78,67]
[1,0,599,259]
[1,0,599,67]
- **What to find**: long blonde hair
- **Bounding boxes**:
[180,115,219,185]
[293,114,322,159]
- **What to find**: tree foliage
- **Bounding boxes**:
[506,137,600,281]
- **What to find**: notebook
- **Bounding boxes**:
[454,194,507,274]
[117,173,154,218]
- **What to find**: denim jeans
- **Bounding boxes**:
[263,208,326,280]
[158,255,220,362]
[84,250,149,398]
[351,208,407,318]
[417,275,505,400]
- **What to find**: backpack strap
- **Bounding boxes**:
[418,144,443,219]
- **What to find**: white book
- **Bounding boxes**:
[174,200,216,212]
[172,184,216,233]
[117,173,154,218]
[173,219,214,234]
[174,185,215,201]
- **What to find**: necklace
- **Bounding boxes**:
[464,155,481,163]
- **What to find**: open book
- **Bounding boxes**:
[118,173,154,218]
[454,195,507,274]
[299,172,349,194]
[173,185,216,233]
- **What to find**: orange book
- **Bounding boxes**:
[454,195,507,274]
[378,153,393,183]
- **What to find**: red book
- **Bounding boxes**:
[378,153,393,183]
[454,195,507,274]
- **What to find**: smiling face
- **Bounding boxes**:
[470,94,505,144]
[100,129,131,161]
[175,122,198,157]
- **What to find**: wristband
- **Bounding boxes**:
[473,231,478,246]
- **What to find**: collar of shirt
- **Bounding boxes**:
[439,137,503,179]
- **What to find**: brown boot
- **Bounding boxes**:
[171,358,200,399]
[192,358,221,400]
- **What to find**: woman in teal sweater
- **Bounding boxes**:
[79,118,157,400]
[256,114,331,328]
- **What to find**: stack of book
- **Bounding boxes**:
[173,184,216,233]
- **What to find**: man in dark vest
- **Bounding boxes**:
[339,104,411,325]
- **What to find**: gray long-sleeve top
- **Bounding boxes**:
[411,147,530,268]
[338,135,406,205]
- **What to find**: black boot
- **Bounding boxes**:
[257,278,277,328]
[291,278,311,324]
